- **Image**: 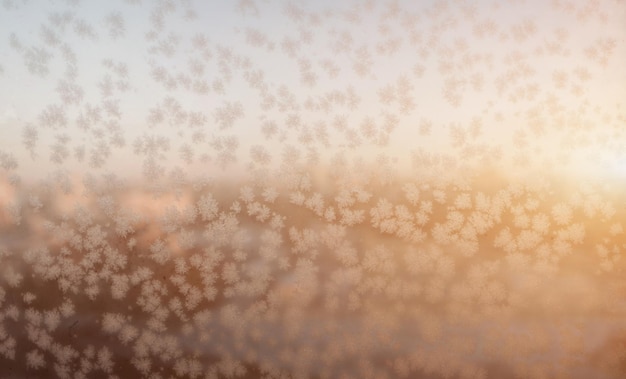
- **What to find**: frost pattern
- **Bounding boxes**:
[1,0,626,378]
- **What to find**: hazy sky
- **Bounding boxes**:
[0,0,625,181]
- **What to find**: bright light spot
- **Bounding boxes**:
[615,157,626,177]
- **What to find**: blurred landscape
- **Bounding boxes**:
[1,165,626,378]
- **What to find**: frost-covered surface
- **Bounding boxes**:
[1,0,626,378]
[1,168,626,378]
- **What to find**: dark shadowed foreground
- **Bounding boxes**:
[1,166,626,379]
